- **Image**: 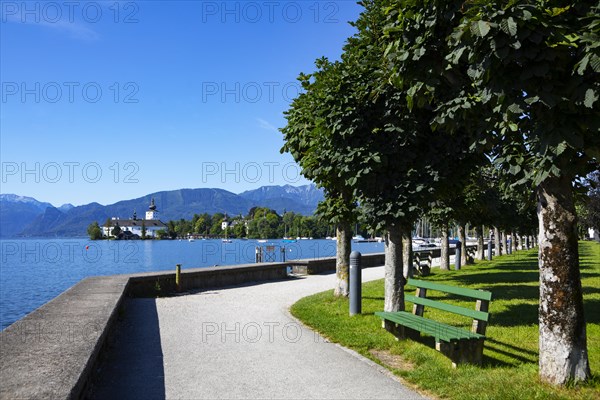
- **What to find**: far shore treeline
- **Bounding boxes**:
[87,206,371,240]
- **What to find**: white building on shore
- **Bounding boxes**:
[103,198,167,239]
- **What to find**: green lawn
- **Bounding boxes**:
[291,241,600,400]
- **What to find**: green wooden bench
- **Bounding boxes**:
[375,278,492,367]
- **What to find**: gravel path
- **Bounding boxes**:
[91,266,427,399]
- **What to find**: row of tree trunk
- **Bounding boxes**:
[333,180,591,385]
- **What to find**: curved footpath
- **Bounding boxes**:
[91,266,427,399]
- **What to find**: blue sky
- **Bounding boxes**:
[0,1,362,206]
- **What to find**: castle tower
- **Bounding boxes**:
[146,198,158,220]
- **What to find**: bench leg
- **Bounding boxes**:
[382,321,420,341]
[436,339,485,367]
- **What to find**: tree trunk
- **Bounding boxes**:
[511,231,517,253]
[458,223,468,265]
[538,175,591,385]
[494,227,502,256]
[334,223,351,297]
[476,225,485,260]
[384,225,405,312]
[440,223,450,270]
[402,231,413,279]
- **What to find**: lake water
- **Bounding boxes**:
[0,238,385,330]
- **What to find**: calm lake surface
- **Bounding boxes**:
[0,238,384,330]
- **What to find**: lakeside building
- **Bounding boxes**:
[103,198,167,239]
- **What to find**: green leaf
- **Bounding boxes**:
[556,142,567,156]
[584,88,598,108]
[471,20,491,37]
[590,54,600,73]
[500,17,518,37]
[576,54,590,75]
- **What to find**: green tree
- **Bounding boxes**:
[194,213,212,235]
[141,220,147,240]
[451,2,597,384]
[281,59,357,297]
[383,0,599,385]
[111,223,121,237]
[87,221,102,240]
[167,221,177,239]
[334,0,473,309]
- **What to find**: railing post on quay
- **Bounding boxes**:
[255,246,263,263]
[176,264,181,292]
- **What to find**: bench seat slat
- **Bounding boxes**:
[408,278,492,301]
[375,311,482,341]
[375,311,484,342]
[405,294,490,322]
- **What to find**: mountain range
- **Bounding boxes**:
[0,185,323,238]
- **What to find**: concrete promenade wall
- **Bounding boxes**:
[0,275,130,400]
[0,261,291,400]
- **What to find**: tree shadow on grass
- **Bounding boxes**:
[491,299,600,327]
[491,302,539,327]
[483,337,538,367]
[449,271,539,286]
[388,331,537,368]
[487,284,539,301]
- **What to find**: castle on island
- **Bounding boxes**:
[102,198,167,239]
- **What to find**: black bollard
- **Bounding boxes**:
[281,246,286,262]
[349,251,362,316]
[487,240,493,260]
[455,241,462,270]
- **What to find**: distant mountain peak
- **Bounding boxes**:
[0,194,54,210]
[58,203,75,211]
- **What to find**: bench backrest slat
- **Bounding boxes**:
[408,279,492,301]
[405,294,490,321]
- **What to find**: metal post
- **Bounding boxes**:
[349,251,362,316]
[176,264,181,292]
[455,241,462,270]
[487,240,492,260]
[281,246,286,262]
[255,246,263,263]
